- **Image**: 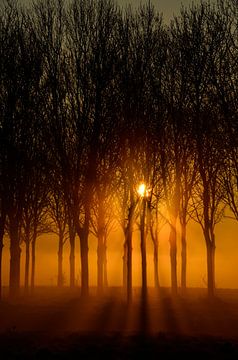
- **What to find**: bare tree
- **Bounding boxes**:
[178,2,227,297]
[22,169,49,293]
[1,1,44,297]
[168,15,199,293]
[213,1,238,223]
[117,1,166,300]
[48,187,68,288]
[66,0,121,296]
[148,179,167,289]
[91,183,117,293]
[0,3,8,299]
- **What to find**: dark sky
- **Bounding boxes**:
[119,0,202,20]
[20,0,206,21]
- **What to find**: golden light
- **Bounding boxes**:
[137,183,146,197]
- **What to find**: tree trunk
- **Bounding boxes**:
[31,236,36,292]
[206,239,216,298]
[24,239,30,294]
[103,241,108,288]
[57,232,64,287]
[69,230,75,288]
[148,204,160,290]
[97,231,104,294]
[75,215,89,297]
[123,240,127,291]
[169,218,177,295]
[97,196,107,293]
[181,220,187,294]
[153,238,159,289]
[126,198,136,303]
[79,229,89,297]
[9,227,21,298]
[0,241,3,301]
[127,230,133,303]
[0,216,5,300]
[140,199,147,299]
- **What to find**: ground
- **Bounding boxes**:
[1,287,238,358]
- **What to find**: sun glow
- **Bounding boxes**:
[137,183,147,197]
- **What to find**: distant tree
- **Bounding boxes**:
[66,0,120,296]
[116,171,137,302]
[168,15,199,293]
[213,1,238,223]
[117,1,166,300]
[133,2,164,299]
[31,0,70,289]
[0,4,8,300]
[13,9,47,294]
[0,0,23,298]
[48,187,68,288]
[116,6,137,302]
[178,2,227,297]
[0,1,44,297]
[221,145,238,222]
[67,214,76,288]
[0,132,6,299]
[0,178,6,300]
[179,149,198,293]
[148,180,167,289]
[91,183,116,293]
[22,165,50,293]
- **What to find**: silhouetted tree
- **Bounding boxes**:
[148,180,167,289]
[179,3,226,297]
[1,1,44,297]
[66,0,121,296]
[0,4,8,300]
[213,1,238,223]
[168,14,199,293]
[48,187,68,288]
[91,184,116,293]
[22,179,49,294]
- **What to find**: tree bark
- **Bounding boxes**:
[169,218,177,295]
[126,198,136,303]
[140,199,147,299]
[153,238,160,289]
[123,240,127,291]
[80,231,89,297]
[69,229,75,288]
[148,204,160,290]
[75,212,89,297]
[9,226,21,298]
[0,241,3,300]
[206,238,216,298]
[97,231,104,294]
[127,230,133,303]
[24,238,30,294]
[103,241,108,288]
[57,232,64,287]
[0,216,5,300]
[181,220,187,294]
[31,235,36,292]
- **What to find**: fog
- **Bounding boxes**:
[2,217,237,289]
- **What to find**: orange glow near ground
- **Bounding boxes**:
[1,216,238,289]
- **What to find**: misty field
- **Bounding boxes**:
[1,287,238,358]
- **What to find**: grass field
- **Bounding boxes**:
[1,287,238,358]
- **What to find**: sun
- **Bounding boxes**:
[137,183,146,197]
